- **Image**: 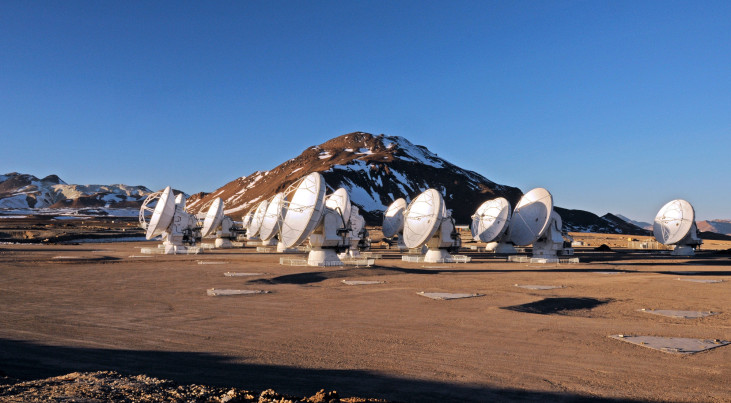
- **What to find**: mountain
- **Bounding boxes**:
[0,172,152,210]
[615,214,653,231]
[557,209,650,235]
[186,132,523,224]
[697,219,731,235]
[186,132,648,234]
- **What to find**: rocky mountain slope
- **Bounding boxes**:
[0,172,152,210]
[186,132,649,234]
[186,132,523,225]
[615,214,653,231]
[696,219,731,235]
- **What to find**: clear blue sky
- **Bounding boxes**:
[1,1,729,221]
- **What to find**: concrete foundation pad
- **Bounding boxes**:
[609,335,730,354]
[678,278,724,283]
[514,284,564,290]
[639,309,718,319]
[417,292,484,300]
[206,289,270,296]
[342,280,385,285]
[224,272,266,277]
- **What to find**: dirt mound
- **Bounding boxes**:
[0,371,387,403]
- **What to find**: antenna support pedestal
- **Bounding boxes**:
[308,247,344,266]
[424,248,453,263]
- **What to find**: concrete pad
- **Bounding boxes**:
[197,261,228,265]
[514,284,564,290]
[342,280,385,285]
[206,289,270,296]
[224,272,266,277]
[417,292,484,300]
[593,271,621,275]
[639,309,718,319]
[609,335,730,354]
[678,278,724,283]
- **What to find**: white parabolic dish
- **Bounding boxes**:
[259,192,285,241]
[471,197,511,243]
[510,188,553,246]
[201,198,224,237]
[382,198,407,238]
[403,189,443,249]
[325,188,351,225]
[145,186,175,240]
[248,199,269,237]
[654,199,695,245]
[280,172,326,248]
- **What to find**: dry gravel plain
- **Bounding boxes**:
[1,233,730,402]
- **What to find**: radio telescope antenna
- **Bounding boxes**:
[471,197,516,254]
[139,186,201,254]
[653,199,702,256]
[510,188,572,262]
[402,189,461,263]
[382,198,408,251]
[201,197,242,249]
[246,199,269,241]
[201,198,225,238]
[342,205,370,257]
[279,173,350,266]
[259,192,285,247]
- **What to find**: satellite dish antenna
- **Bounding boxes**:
[259,192,285,247]
[279,173,349,266]
[653,199,702,256]
[241,208,254,231]
[246,199,269,240]
[402,189,461,263]
[341,205,370,258]
[510,188,570,262]
[201,197,241,249]
[201,198,225,238]
[471,197,516,253]
[382,198,408,251]
[139,186,201,254]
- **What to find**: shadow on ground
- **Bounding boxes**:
[502,298,614,316]
[0,338,634,402]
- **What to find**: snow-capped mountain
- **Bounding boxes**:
[0,172,152,210]
[186,132,523,224]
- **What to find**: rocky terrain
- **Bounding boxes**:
[0,371,383,402]
[185,132,523,225]
[0,172,152,210]
[7,133,726,237]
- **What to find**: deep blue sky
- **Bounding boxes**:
[1,1,729,221]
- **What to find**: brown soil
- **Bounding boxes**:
[1,233,730,402]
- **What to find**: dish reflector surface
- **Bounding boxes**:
[510,188,553,246]
[382,198,407,238]
[325,188,351,225]
[146,186,175,240]
[201,198,224,237]
[471,197,511,242]
[654,199,695,245]
[259,192,285,241]
[403,189,443,249]
[280,173,326,248]
[248,200,269,237]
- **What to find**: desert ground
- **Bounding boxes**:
[1,226,730,402]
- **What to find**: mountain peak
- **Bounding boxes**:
[186,132,521,224]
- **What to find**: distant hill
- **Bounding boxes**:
[696,219,731,235]
[615,214,653,231]
[0,172,152,210]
